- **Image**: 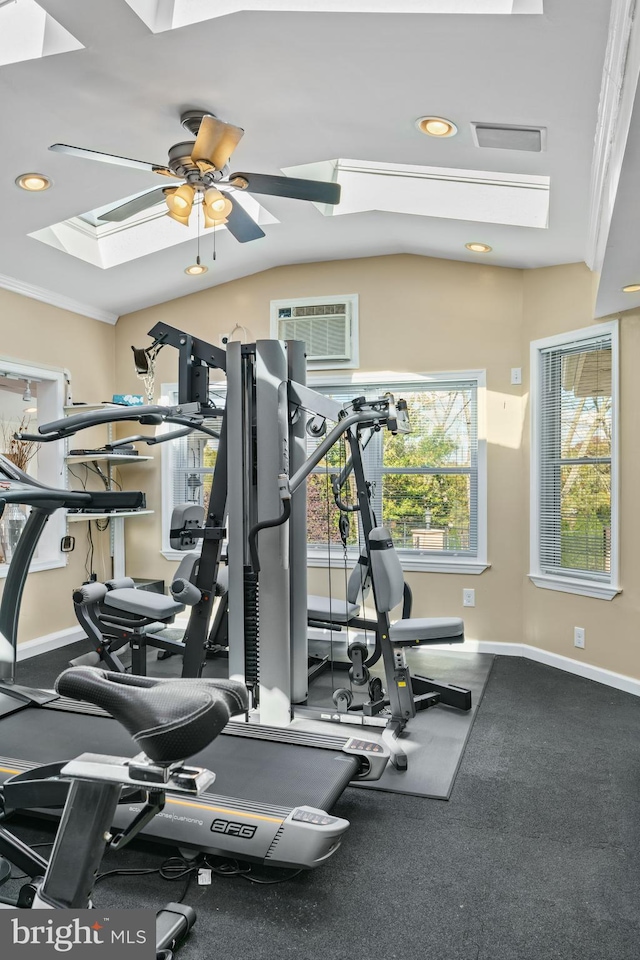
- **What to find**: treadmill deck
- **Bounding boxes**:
[0,706,359,868]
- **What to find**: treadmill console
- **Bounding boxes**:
[342,737,389,780]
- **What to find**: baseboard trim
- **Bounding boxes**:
[310,627,640,698]
[452,639,640,698]
[16,627,84,662]
[17,627,640,699]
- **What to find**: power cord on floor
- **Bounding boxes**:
[95,853,303,896]
[7,844,302,894]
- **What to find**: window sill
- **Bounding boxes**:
[308,554,490,575]
[529,573,621,601]
[0,556,66,580]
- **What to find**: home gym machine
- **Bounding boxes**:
[120,324,470,767]
[18,322,470,769]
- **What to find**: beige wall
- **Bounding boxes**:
[6,255,634,678]
[113,254,640,682]
[115,254,526,647]
[0,288,115,644]
[1,253,627,679]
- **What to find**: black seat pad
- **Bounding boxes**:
[55,667,249,764]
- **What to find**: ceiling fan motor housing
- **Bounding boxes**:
[180,109,212,138]
[167,142,227,186]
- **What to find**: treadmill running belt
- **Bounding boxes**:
[0,708,359,811]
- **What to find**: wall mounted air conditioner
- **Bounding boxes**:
[270,294,359,370]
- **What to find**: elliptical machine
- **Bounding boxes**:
[0,666,248,958]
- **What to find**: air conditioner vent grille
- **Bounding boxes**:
[271,294,359,369]
[278,313,349,362]
[289,304,346,318]
[472,123,545,152]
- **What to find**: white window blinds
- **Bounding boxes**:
[538,333,613,581]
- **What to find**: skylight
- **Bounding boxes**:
[29,192,278,269]
[282,158,550,229]
[0,0,83,68]
[124,0,542,33]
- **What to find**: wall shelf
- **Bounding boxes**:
[66,509,154,523]
[66,454,153,465]
[63,406,153,579]
[64,403,121,412]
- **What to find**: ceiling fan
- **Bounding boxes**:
[49,110,341,243]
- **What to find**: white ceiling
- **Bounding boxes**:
[0,0,636,321]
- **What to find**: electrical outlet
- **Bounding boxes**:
[463,588,475,607]
[574,626,585,649]
[511,367,522,385]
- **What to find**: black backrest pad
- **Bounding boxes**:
[170,503,205,551]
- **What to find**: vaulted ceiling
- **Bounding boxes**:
[0,0,638,322]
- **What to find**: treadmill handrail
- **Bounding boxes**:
[0,489,92,511]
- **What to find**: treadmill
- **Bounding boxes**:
[0,457,388,870]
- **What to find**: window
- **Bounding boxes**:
[307,373,487,573]
[161,373,487,573]
[530,322,619,599]
[0,356,66,576]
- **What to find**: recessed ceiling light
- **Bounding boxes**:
[416,116,458,138]
[622,283,640,293]
[15,172,52,192]
[24,407,38,414]
[465,242,492,253]
[184,258,208,277]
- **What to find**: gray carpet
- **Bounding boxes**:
[4,647,640,960]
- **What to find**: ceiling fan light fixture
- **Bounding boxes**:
[204,188,233,220]
[185,256,208,277]
[166,208,190,226]
[166,183,195,216]
[416,116,458,138]
[16,172,52,192]
[203,210,229,229]
[465,241,492,253]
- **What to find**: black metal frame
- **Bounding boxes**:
[300,425,473,765]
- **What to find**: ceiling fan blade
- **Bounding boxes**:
[224,199,265,243]
[192,115,244,170]
[97,187,171,223]
[229,172,341,205]
[49,143,178,178]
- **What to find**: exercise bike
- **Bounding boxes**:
[0,666,248,958]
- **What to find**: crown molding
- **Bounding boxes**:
[586,0,640,274]
[0,273,118,325]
